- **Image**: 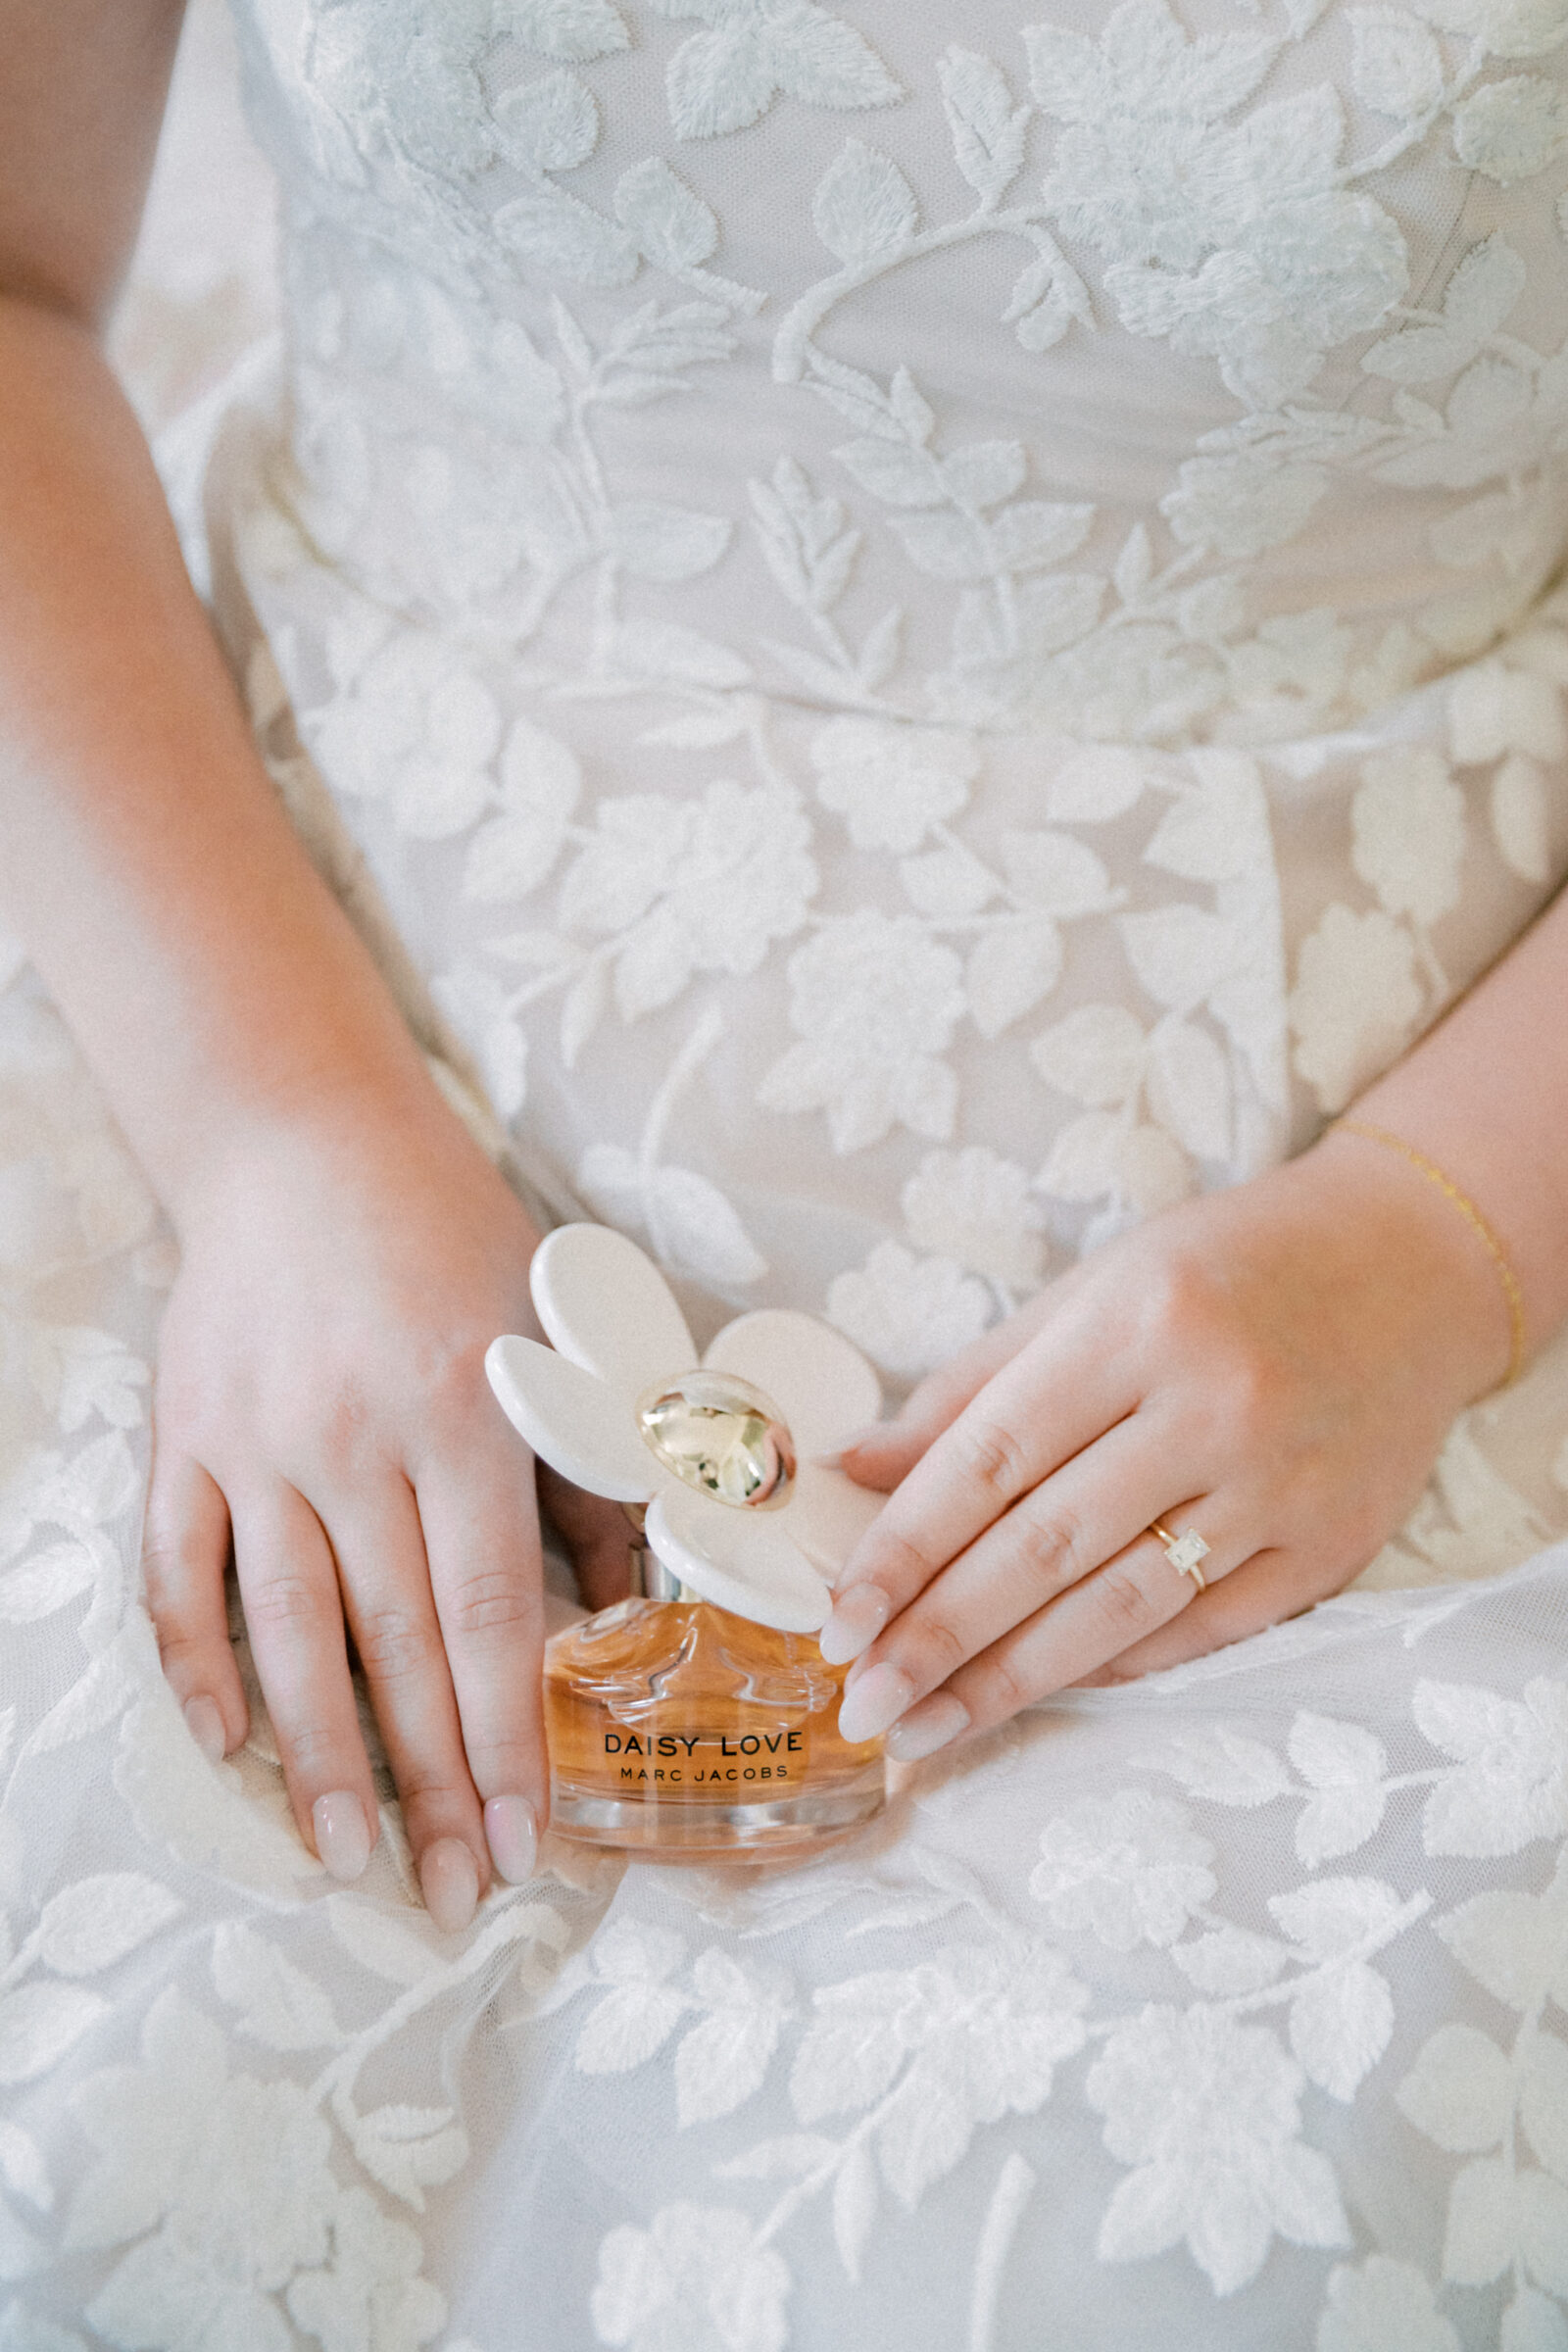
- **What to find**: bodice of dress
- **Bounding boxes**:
[210,0,1568,1379]
[232,0,1568,742]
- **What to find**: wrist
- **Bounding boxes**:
[167,1051,530,1252]
[1293,1126,1519,1406]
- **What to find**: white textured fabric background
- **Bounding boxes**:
[4,2,1568,2345]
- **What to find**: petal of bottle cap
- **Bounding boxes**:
[703,1310,881,1462]
[485,1335,654,1502]
[530,1225,695,1401]
[786,1462,885,1581]
[646,1487,832,1634]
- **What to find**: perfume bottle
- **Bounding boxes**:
[486,1224,890,1861]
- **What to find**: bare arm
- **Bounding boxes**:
[823,872,1568,1748]
[0,0,572,1921]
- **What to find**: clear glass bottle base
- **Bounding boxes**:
[550,1764,886,1862]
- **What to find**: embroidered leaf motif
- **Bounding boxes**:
[835,438,947,509]
[494,185,641,285]
[0,1544,96,1626]
[1288,1962,1395,2101]
[942,442,1029,511]
[494,69,600,174]
[1030,1004,1148,1105]
[791,1979,907,2124]
[900,845,997,918]
[1144,1725,1292,1806]
[1000,831,1113,916]
[613,502,733,582]
[0,1984,106,2084]
[1363,235,1528,381]
[812,141,919,264]
[1348,9,1445,119]
[963,923,1064,1040]
[351,2104,468,2211]
[1414,1677,1568,1857]
[327,1897,444,1986]
[674,1954,787,2126]
[212,1924,342,2053]
[990,501,1097,573]
[1144,755,1261,883]
[612,159,720,273]
[938,48,1031,203]
[34,1876,180,1978]
[579,1146,769,1289]
[1289,1712,1390,1867]
[1397,2023,1514,2153]
[614,619,754,689]
[514,0,631,62]
[658,0,903,140]
[1443,2155,1515,2286]
[0,2121,51,2214]
[1145,1018,1230,1161]
[1120,905,1236,1013]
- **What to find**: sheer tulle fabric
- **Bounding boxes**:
[4,0,1568,2340]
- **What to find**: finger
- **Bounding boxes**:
[327,1476,491,1929]
[536,1461,635,1612]
[1080,1544,1349,1682]
[823,1314,1142,1661]
[419,1441,553,1886]
[839,1305,1054,1492]
[834,1416,1178,1720]
[930,1510,1237,1743]
[232,1483,378,1884]
[143,1443,247,1763]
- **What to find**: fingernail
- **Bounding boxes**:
[830,1422,890,1461]
[819,1583,892,1666]
[884,1692,970,1764]
[313,1790,371,1884]
[419,1837,480,1933]
[483,1794,538,1886]
[183,1694,226,1766]
[837,1661,915,1745]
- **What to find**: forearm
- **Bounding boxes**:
[0,294,456,1226]
[1317,880,1568,1380]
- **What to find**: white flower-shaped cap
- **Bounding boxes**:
[485,1225,885,1633]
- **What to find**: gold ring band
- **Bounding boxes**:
[1152,1521,1208,1590]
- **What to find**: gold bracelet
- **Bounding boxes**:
[1334,1120,1526,1390]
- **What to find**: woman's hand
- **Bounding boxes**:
[825,1131,1515,1760]
[141,1095,623,1929]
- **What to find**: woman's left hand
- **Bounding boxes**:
[826,1131,1514,1759]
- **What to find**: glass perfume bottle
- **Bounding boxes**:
[487,1224,891,1862]
[543,1539,885,1862]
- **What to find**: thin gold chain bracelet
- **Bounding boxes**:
[1333,1119,1527,1390]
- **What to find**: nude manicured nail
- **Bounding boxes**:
[831,1422,890,1460]
[819,1584,892,1666]
[483,1795,539,1886]
[420,1838,480,1933]
[837,1662,915,1745]
[313,1790,371,1884]
[884,1693,971,1764]
[183,1694,226,1766]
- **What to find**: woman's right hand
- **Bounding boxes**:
[142,1093,624,1929]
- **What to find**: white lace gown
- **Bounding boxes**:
[5,0,1568,2342]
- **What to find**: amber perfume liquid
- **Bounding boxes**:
[544,1596,885,1861]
